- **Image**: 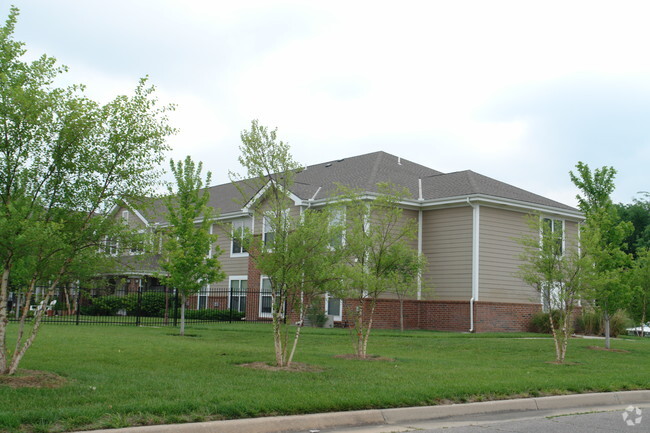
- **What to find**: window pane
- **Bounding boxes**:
[327,298,341,316]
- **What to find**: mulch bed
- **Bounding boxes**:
[0,369,67,389]
[333,354,395,362]
[239,362,324,372]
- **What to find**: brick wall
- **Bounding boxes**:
[331,298,541,333]
[473,301,541,332]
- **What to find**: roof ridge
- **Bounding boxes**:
[465,170,480,193]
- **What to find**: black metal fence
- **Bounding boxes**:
[7,286,273,327]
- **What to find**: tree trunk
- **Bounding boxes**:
[604,312,611,349]
[180,294,186,336]
[399,297,404,332]
[287,295,305,366]
[0,265,11,374]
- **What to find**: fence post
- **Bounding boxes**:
[136,281,142,327]
[229,288,233,324]
[173,288,179,327]
[75,288,81,326]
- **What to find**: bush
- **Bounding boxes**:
[130,292,167,317]
[306,301,328,327]
[528,310,574,334]
[183,309,245,321]
[575,309,602,335]
[575,308,633,337]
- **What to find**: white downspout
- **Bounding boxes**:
[417,209,423,299]
[417,179,423,299]
[466,197,480,332]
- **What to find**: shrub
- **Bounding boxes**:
[528,310,575,334]
[183,309,245,321]
[129,292,167,317]
[575,308,633,337]
[575,309,602,335]
[306,301,328,327]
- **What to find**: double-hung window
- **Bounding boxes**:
[541,217,564,256]
[263,210,288,247]
[329,207,345,249]
[231,219,250,257]
[325,293,342,321]
[260,277,273,318]
[229,277,248,313]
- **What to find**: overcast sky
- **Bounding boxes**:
[8,0,650,207]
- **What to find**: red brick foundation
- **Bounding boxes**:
[334,299,541,333]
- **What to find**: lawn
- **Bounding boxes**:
[1,323,649,433]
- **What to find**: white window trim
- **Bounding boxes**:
[329,207,346,249]
[262,209,289,247]
[230,219,250,258]
[540,216,566,256]
[259,275,273,318]
[228,276,248,311]
[324,293,342,321]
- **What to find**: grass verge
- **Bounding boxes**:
[1,323,649,432]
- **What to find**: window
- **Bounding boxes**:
[263,210,289,247]
[260,277,273,317]
[105,237,118,256]
[541,217,564,255]
[325,293,342,321]
[122,210,129,224]
[197,284,210,309]
[329,208,345,249]
[129,230,146,255]
[541,283,561,312]
[229,278,247,313]
[231,219,250,256]
[263,215,275,246]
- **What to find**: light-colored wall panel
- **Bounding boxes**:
[421,206,472,301]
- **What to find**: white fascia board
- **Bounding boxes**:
[420,194,584,220]
[155,211,252,228]
[107,200,151,227]
[241,180,304,212]
[310,193,583,220]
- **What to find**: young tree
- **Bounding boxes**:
[570,163,633,349]
[518,215,588,363]
[388,245,427,332]
[159,156,224,337]
[335,183,420,358]
[0,7,174,375]
[231,120,341,367]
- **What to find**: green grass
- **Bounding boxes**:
[2,323,649,433]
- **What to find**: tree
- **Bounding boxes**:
[629,248,650,336]
[570,162,633,349]
[159,156,224,337]
[0,7,174,375]
[518,215,588,363]
[616,193,650,257]
[388,245,427,332]
[231,120,341,367]
[334,183,421,358]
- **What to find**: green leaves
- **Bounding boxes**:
[160,156,224,298]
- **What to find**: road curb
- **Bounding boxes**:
[76,390,650,433]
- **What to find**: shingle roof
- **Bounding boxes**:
[136,150,577,224]
[420,170,576,211]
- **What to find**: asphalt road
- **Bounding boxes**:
[317,405,649,433]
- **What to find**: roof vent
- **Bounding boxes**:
[325,163,332,167]
[398,157,402,165]
[337,159,344,162]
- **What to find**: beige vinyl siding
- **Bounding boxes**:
[565,219,579,252]
[478,206,538,304]
[113,206,147,229]
[211,220,249,288]
[421,206,472,301]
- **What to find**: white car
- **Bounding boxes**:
[626,324,650,336]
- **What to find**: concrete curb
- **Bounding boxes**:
[77,390,650,433]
